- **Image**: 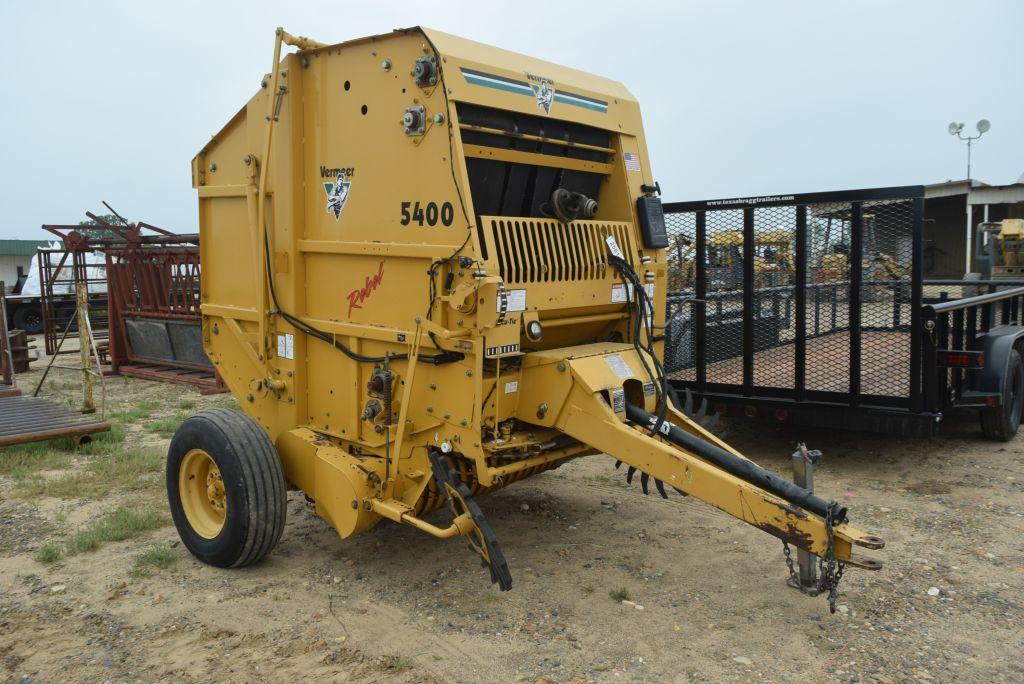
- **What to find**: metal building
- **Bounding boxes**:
[0,240,49,291]
[924,177,1024,279]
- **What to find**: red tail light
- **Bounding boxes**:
[936,350,984,368]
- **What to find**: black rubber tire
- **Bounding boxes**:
[980,349,1024,441]
[12,305,43,334]
[167,409,287,567]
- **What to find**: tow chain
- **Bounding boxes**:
[782,502,847,613]
[819,503,847,613]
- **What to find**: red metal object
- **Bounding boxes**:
[39,203,219,393]
[105,245,225,393]
[0,395,109,447]
[0,279,19,397]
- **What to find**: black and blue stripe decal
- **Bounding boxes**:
[459,67,608,114]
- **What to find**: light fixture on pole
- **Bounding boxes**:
[948,119,990,181]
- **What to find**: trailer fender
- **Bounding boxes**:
[972,326,1024,395]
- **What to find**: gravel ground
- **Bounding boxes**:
[1,355,1022,682]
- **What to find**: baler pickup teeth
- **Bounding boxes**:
[614,460,686,498]
[614,458,688,497]
[672,387,719,431]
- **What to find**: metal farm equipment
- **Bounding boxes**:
[167,27,884,610]
[42,208,222,392]
[106,244,224,392]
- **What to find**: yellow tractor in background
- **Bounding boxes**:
[704,229,794,289]
[752,228,796,287]
[167,27,883,610]
[978,219,1024,279]
[667,228,794,292]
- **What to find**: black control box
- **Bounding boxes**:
[636,195,669,248]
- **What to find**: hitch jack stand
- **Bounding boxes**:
[788,444,822,594]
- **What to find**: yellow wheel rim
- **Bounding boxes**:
[179,448,227,539]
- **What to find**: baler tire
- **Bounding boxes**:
[980,349,1024,442]
[167,408,287,568]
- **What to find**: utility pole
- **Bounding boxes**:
[949,120,991,276]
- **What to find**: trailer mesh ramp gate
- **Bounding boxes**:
[662,186,927,435]
[0,395,110,447]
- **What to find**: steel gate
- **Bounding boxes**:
[662,186,925,417]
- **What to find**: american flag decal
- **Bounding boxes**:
[624,152,641,171]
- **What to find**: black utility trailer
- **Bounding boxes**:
[662,186,1024,439]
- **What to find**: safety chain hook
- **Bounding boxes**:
[782,443,845,612]
[819,503,847,613]
[784,502,846,612]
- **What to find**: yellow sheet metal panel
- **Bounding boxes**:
[181,27,883,596]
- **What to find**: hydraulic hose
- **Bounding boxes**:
[625,402,846,522]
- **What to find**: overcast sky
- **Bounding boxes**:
[1,0,1021,238]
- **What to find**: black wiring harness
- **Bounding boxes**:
[262,230,462,365]
[608,253,671,438]
[421,31,477,352]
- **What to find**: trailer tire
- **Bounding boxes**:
[980,349,1024,441]
[167,409,287,568]
[12,305,43,334]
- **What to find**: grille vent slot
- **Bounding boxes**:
[481,216,638,285]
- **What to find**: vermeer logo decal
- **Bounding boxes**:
[347,261,384,316]
[459,68,609,114]
[323,171,352,221]
[526,72,554,115]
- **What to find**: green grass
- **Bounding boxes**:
[0,443,74,481]
[146,412,191,438]
[65,505,169,555]
[110,400,159,423]
[177,399,197,411]
[0,422,125,473]
[582,584,595,595]
[14,446,163,501]
[609,587,631,602]
[131,546,177,576]
[32,505,170,564]
[77,423,126,455]
[211,395,239,410]
[34,544,62,564]
[383,656,414,671]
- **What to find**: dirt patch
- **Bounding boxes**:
[2,353,1023,682]
[0,500,50,553]
[903,481,954,495]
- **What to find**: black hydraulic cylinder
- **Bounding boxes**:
[625,403,846,522]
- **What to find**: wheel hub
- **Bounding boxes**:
[180,448,227,539]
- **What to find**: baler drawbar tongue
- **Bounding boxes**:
[517,343,884,605]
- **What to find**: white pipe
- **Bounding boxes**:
[966,202,973,276]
